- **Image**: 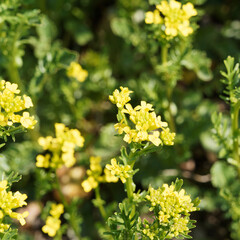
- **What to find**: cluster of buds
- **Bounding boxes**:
[0,180,29,233]
[0,80,36,129]
[82,156,118,192]
[42,203,64,237]
[145,0,197,38]
[109,87,175,146]
[144,182,198,238]
[67,62,88,82]
[36,123,84,169]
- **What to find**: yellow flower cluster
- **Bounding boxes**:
[0,80,37,129]
[142,224,155,240]
[42,203,64,237]
[109,86,133,109]
[67,62,88,82]
[109,87,175,146]
[36,123,84,169]
[0,180,29,233]
[82,156,118,192]
[146,183,197,238]
[105,158,132,183]
[145,0,197,38]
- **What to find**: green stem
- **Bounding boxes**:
[161,45,176,133]
[232,100,240,175]
[125,176,134,200]
[94,186,107,220]
[54,174,81,240]
[6,24,24,91]
[161,45,168,65]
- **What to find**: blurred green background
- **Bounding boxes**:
[1,0,240,239]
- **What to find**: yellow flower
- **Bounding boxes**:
[109,86,133,109]
[82,156,119,192]
[23,95,33,108]
[20,112,37,129]
[42,216,61,237]
[110,88,175,146]
[67,62,88,82]
[160,128,175,145]
[145,182,198,238]
[0,180,29,232]
[146,0,197,39]
[82,176,99,192]
[145,10,162,24]
[42,203,64,237]
[0,223,10,233]
[36,154,50,168]
[37,123,85,169]
[50,203,64,219]
[104,168,119,183]
[105,158,132,183]
[0,80,36,129]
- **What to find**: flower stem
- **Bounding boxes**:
[54,173,81,240]
[231,100,240,175]
[161,45,176,133]
[94,186,107,220]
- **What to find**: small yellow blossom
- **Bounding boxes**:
[145,182,198,238]
[0,80,36,129]
[42,203,64,237]
[82,156,118,192]
[110,88,175,146]
[36,123,84,169]
[105,158,132,183]
[145,10,162,24]
[50,203,64,219]
[145,0,197,39]
[0,180,29,233]
[20,112,37,129]
[82,176,99,192]
[109,86,133,109]
[42,216,61,237]
[160,128,176,145]
[104,168,119,183]
[67,62,88,82]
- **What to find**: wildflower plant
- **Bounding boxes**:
[36,123,85,239]
[36,123,84,169]
[109,86,175,146]
[211,56,240,240]
[0,172,29,238]
[145,0,197,39]
[42,203,64,238]
[103,87,199,239]
[67,62,88,83]
[0,80,37,143]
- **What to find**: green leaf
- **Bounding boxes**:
[211,161,237,188]
[6,172,22,186]
[174,178,183,191]
[57,49,78,68]
[111,18,131,39]
[1,229,18,240]
[181,50,213,81]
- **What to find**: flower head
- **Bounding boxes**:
[105,158,132,183]
[36,123,84,169]
[145,181,199,238]
[0,80,36,129]
[109,86,133,109]
[0,180,29,233]
[82,156,118,192]
[110,87,175,146]
[42,203,64,237]
[145,0,197,39]
[67,62,88,82]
